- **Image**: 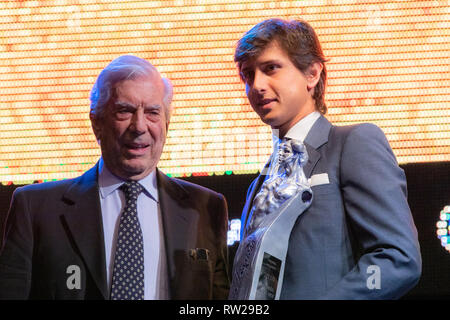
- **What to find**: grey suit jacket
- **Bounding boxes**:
[240,116,421,299]
[0,163,230,299]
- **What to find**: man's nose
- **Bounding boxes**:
[251,69,267,94]
[130,109,146,134]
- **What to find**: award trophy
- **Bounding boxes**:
[229,137,312,300]
[229,188,312,300]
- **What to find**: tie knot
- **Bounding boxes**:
[121,181,143,200]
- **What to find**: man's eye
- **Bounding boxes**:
[115,109,133,119]
[145,110,161,120]
[265,64,279,73]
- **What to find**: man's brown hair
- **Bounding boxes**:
[235,18,328,114]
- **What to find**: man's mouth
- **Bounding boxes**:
[124,142,150,154]
[257,98,277,108]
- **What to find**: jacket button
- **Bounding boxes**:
[302,191,312,202]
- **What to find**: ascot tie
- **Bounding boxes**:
[110,181,145,300]
[246,138,310,235]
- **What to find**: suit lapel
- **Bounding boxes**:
[303,115,332,178]
[156,169,197,298]
[62,163,108,299]
[303,143,320,179]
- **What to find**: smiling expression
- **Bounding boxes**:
[240,41,317,137]
[92,74,167,180]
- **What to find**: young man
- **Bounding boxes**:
[231,18,421,299]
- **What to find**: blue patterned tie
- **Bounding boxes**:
[110,181,145,300]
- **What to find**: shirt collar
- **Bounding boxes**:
[98,157,159,202]
[272,111,321,149]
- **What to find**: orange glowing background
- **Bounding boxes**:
[1,0,449,185]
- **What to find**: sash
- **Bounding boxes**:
[229,189,312,300]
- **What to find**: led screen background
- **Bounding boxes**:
[1,0,449,185]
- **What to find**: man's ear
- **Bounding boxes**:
[306,62,323,92]
[90,113,102,143]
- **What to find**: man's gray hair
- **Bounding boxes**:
[89,55,173,122]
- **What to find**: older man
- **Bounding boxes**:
[0,55,229,300]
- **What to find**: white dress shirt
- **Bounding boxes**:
[98,158,168,300]
[272,111,321,146]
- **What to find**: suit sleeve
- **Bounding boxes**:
[0,187,33,299]
[323,123,421,299]
[212,193,231,299]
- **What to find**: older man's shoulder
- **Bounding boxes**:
[12,175,82,201]
[163,175,224,201]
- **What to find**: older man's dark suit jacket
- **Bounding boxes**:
[239,115,421,299]
[0,163,230,299]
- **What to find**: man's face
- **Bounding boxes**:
[240,41,316,137]
[92,74,167,180]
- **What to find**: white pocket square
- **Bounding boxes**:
[308,173,329,187]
